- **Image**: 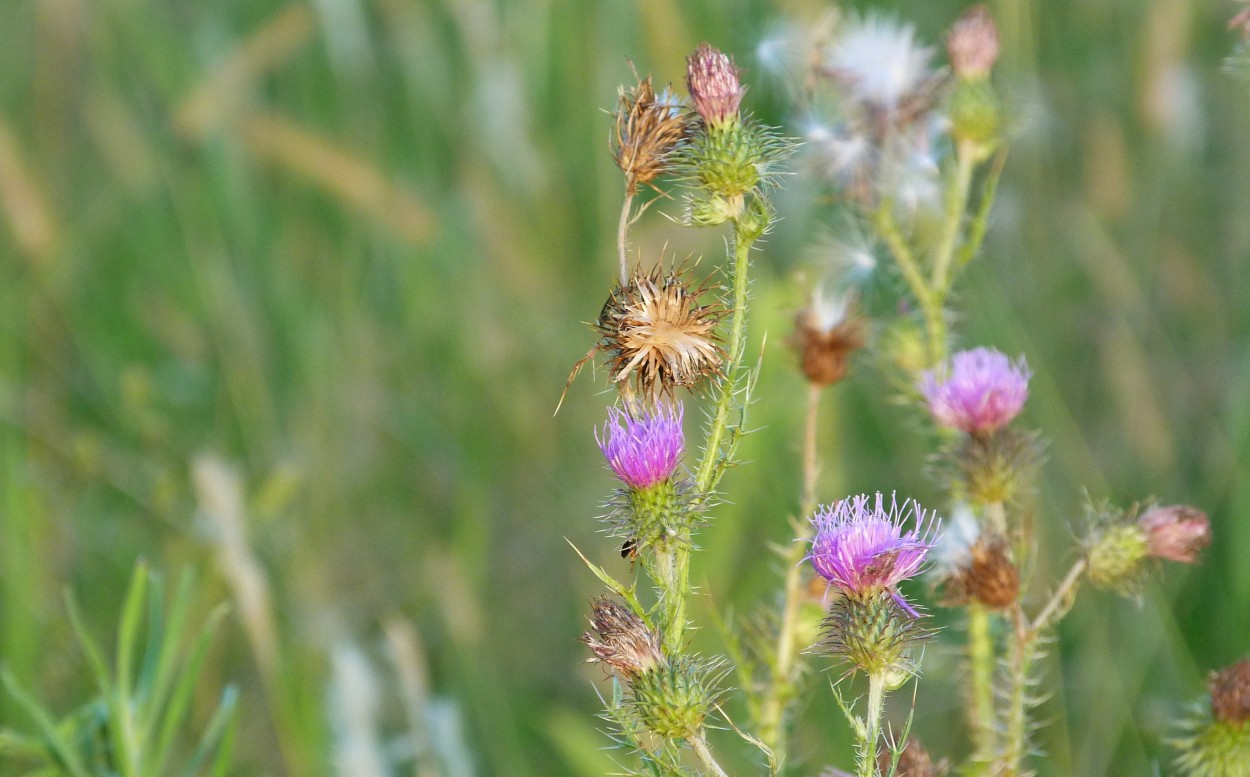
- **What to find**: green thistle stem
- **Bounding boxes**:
[696,220,756,496]
[655,532,690,656]
[1001,610,1031,777]
[859,673,888,777]
[618,192,634,286]
[757,384,823,762]
[689,731,732,777]
[968,603,997,765]
[931,142,977,297]
[871,206,944,368]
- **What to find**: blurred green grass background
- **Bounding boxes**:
[1,0,1248,774]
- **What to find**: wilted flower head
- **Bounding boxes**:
[1173,659,1250,777]
[580,597,665,680]
[947,5,1000,80]
[876,737,938,777]
[613,77,693,195]
[808,492,935,615]
[595,266,724,402]
[921,347,1031,436]
[686,43,745,128]
[824,15,938,113]
[789,288,865,386]
[1139,504,1211,563]
[1210,659,1250,725]
[596,402,684,490]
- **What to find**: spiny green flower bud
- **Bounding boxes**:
[735,195,772,242]
[948,79,1001,151]
[1173,660,1250,777]
[626,477,696,552]
[954,428,1042,507]
[631,656,721,739]
[819,592,929,686]
[1085,523,1150,594]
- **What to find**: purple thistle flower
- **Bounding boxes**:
[920,347,1031,436]
[596,403,685,490]
[807,492,935,616]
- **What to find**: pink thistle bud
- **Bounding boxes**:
[596,402,684,490]
[685,43,745,128]
[1138,504,1211,563]
[920,347,1030,437]
[947,5,1000,80]
[807,492,936,616]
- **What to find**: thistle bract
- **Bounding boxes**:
[807,492,935,615]
[920,347,1030,436]
[596,402,685,490]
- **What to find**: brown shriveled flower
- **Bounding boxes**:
[877,737,941,777]
[596,266,724,402]
[1209,659,1250,724]
[947,5,1000,80]
[1138,504,1211,564]
[685,43,745,128]
[962,535,1020,609]
[789,292,865,387]
[580,597,666,680]
[613,76,693,196]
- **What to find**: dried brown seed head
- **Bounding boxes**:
[596,266,724,403]
[877,737,937,777]
[1210,659,1250,724]
[789,295,865,386]
[613,77,693,195]
[580,597,666,680]
[964,535,1019,609]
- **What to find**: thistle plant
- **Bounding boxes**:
[570,9,1225,777]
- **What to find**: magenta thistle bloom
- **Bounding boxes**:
[596,402,684,490]
[920,347,1031,436]
[808,493,935,616]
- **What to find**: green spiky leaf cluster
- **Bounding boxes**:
[0,563,236,777]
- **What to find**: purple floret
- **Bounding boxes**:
[920,347,1030,436]
[808,493,935,615]
[596,403,685,490]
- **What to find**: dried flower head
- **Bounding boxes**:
[580,597,665,680]
[877,737,939,777]
[790,289,865,386]
[613,77,693,195]
[920,347,1031,437]
[947,6,1000,80]
[1139,504,1211,564]
[596,402,684,490]
[956,535,1020,609]
[685,43,745,128]
[1210,659,1250,725]
[596,266,724,402]
[1173,659,1250,777]
[808,492,936,616]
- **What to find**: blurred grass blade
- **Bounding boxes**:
[181,685,239,777]
[0,668,91,777]
[152,603,230,775]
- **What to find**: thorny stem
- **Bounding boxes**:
[689,731,732,777]
[967,603,997,766]
[872,206,944,368]
[618,192,635,286]
[758,383,823,761]
[664,217,757,654]
[1028,558,1087,637]
[695,220,757,497]
[1001,608,1032,777]
[931,142,977,297]
[996,559,1087,776]
[859,673,887,777]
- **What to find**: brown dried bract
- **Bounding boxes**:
[596,266,725,403]
[613,76,693,196]
[964,535,1020,609]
